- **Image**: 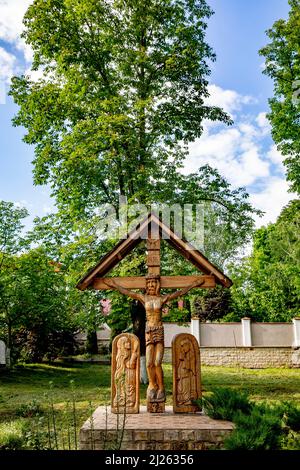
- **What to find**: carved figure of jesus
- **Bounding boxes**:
[105,274,204,402]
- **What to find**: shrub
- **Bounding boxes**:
[15,400,43,418]
[281,431,300,450]
[0,420,26,450]
[197,387,253,421]
[277,401,300,432]
[22,417,50,450]
[224,406,282,450]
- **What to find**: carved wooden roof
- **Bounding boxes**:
[76,212,232,290]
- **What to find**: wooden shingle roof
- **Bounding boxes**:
[76,212,232,290]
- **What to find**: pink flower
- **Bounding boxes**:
[100,298,111,315]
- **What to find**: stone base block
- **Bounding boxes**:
[79,406,234,450]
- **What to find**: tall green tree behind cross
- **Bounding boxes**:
[10,0,231,218]
[260,0,300,194]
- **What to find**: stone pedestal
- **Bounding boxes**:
[79,406,234,450]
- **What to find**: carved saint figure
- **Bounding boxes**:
[112,333,139,413]
[106,276,204,403]
[172,333,201,413]
[177,338,197,405]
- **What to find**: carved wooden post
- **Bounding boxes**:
[146,236,166,413]
[111,333,140,414]
[147,237,161,276]
[172,333,202,413]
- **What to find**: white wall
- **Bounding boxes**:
[78,320,299,349]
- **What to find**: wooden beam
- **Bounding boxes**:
[92,275,216,290]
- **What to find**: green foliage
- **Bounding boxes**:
[106,291,132,343]
[0,201,29,260]
[163,307,190,323]
[15,400,43,418]
[197,387,253,421]
[197,387,300,450]
[228,200,300,321]
[191,287,232,322]
[281,430,300,450]
[224,406,282,450]
[275,400,300,432]
[10,0,230,218]
[0,247,79,362]
[259,0,300,193]
[0,420,26,450]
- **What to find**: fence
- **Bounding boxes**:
[163,318,300,368]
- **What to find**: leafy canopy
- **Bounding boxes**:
[228,200,300,322]
[11,0,231,217]
[260,0,300,193]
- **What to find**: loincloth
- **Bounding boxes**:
[146,324,164,346]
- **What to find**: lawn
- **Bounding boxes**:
[0,362,300,449]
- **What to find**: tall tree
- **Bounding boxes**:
[0,201,28,360]
[10,0,230,218]
[0,201,28,269]
[9,1,262,367]
[260,0,300,193]
[227,200,300,322]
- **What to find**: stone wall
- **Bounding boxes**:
[164,346,300,368]
[79,406,234,451]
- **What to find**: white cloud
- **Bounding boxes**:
[0,46,16,83]
[266,144,286,173]
[206,84,256,117]
[256,112,271,136]
[184,85,296,226]
[250,178,297,226]
[0,0,33,62]
[186,120,270,187]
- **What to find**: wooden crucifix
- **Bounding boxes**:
[104,236,205,412]
[77,212,232,414]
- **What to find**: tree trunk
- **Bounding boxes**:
[131,300,148,384]
[86,330,99,355]
[6,320,12,367]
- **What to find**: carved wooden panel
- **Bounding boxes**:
[147,252,160,266]
[147,239,160,250]
[111,333,140,414]
[172,333,201,413]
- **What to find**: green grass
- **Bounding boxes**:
[0,363,299,449]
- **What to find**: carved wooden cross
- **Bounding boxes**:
[77,213,232,413]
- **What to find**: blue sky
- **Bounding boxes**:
[0,0,295,228]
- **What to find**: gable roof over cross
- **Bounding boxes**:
[76,212,232,291]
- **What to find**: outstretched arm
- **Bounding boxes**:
[103,279,144,304]
[162,279,205,305]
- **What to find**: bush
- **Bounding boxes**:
[0,420,26,450]
[197,387,253,421]
[281,431,300,450]
[22,417,50,450]
[224,406,282,450]
[198,388,300,450]
[15,400,43,418]
[278,401,300,432]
